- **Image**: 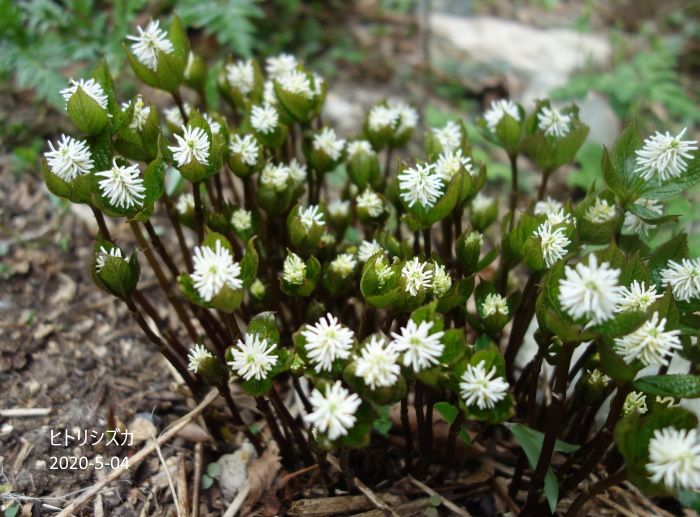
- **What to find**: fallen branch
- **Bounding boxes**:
[56,389,219,517]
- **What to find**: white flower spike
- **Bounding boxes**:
[459,360,509,409]
[251,104,279,134]
[95,246,123,273]
[355,335,400,390]
[390,319,444,372]
[635,128,698,182]
[313,127,345,161]
[398,162,444,208]
[534,221,571,267]
[61,78,108,110]
[299,205,325,231]
[616,281,661,313]
[282,252,306,285]
[169,126,210,167]
[225,59,255,94]
[229,334,277,381]
[647,427,700,490]
[127,20,174,71]
[191,240,242,302]
[358,240,384,262]
[558,254,622,324]
[356,190,384,218]
[661,258,700,302]
[96,159,146,209]
[45,134,94,182]
[484,99,520,133]
[401,257,433,296]
[305,381,361,440]
[537,106,571,138]
[301,313,354,372]
[121,96,151,131]
[614,311,681,366]
[482,293,509,317]
[229,134,259,166]
[187,344,214,373]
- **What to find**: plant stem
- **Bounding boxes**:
[124,295,200,396]
[521,342,574,516]
[536,169,553,201]
[172,89,189,124]
[384,146,394,177]
[91,207,111,240]
[161,190,193,271]
[129,221,201,345]
[400,394,413,472]
[565,469,626,517]
[192,182,205,242]
[508,153,518,221]
[143,220,180,278]
[422,228,432,256]
[269,388,315,466]
[255,396,289,452]
[132,290,189,360]
[504,274,539,383]
[218,383,263,455]
[562,385,630,492]
[339,447,356,490]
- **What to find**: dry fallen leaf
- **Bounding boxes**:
[243,441,282,512]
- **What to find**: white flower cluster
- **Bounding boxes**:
[484,99,520,133]
[127,20,174,71]
[558,254,621,324]
[191,240,242,301]
[398,162,444,208]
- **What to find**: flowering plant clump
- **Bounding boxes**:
[40,16,700,515]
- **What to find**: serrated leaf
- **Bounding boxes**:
[634,375,700,399]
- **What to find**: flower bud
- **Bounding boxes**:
[307,127,346,173]
[61,78,109,135]
[288,204,325,251]
[323,253,358,294]
[470,192,498,231]
[274,69,324,123]
[356,189,387,225]
[456,230,483,275]
[575,192,622,245]
[280,251,320,297]
[92,242,140,300]
[184,51,207,92]
[250,103,288,149]
[125,17,190,93]
[249,278,267,301]
[228,134,263,178]
[346,140,381,189]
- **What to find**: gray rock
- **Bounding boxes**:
[429,15,610,105]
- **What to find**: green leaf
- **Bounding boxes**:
[240,237,259,288]
[66,85,109,135]
[615,407,698,495]
[640,152,700,200]
[247,311,280,345]
[507,423,578,513]
[633,375,700,399]
[434,401,459,425]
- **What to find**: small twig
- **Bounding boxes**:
[177,453,189,517]
[153,434,183,517]
[326,455,400,517]
[222,483,251,517]
[0,408,51,418]
[492,477,520,514]
[407,475,472,517]
[57,390,219,516]
[191,443,203,517]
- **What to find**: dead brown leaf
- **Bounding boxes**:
[243,441,282,512]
